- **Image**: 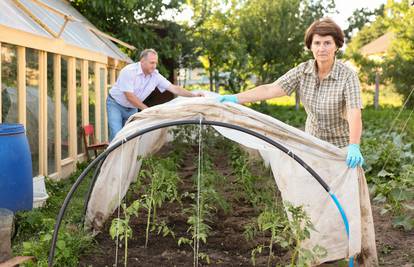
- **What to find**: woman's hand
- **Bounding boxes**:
[346,144,364,168]
[216,95,239,103]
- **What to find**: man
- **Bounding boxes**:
[107,48,202,141]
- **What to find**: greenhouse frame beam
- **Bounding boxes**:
[12,0,59,38]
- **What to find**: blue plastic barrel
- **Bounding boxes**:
[0,123,33,212]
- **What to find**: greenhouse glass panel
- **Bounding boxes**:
[47,53,56,174]
[88,62,95,127]
[100,67,106,142]
[26,48,39,176]
[61,56,69,160]
[1,43,18,123]
[76,59,83,154]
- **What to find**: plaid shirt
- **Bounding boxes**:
[276,59,362,148]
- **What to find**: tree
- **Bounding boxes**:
[237,0,335,84]
[383,0,414,107]
[184,0,244,92]
[238,0,300,84]
[345,0,414,107]
[343,5,385,42]
[344,16,388,85]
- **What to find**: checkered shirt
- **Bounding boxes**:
[276,59,363,148]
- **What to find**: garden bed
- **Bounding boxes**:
[79,130,298,266]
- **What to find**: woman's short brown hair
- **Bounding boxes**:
[304,18,344,49]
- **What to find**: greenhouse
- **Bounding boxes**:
[0,0,132,179]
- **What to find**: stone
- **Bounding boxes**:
[0,208,13,263]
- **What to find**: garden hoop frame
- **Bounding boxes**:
[48,119,353,266]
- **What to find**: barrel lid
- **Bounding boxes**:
[0,123,25,135]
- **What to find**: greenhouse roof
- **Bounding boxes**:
[0,0,132,63]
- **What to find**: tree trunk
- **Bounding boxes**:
[374,72,380,109]
[208,57,213,92]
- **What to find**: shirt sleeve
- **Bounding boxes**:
[274,64,302,96]
[156,73,172,93]
[117,69,134,93]
[344,71,363,109]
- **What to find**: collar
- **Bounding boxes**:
[137,62,158,77]
[304,58,339,80]
[137,62,144,75]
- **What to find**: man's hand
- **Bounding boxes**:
[216,95,239,103]
[346,144,364,168]
[192,92,204,97]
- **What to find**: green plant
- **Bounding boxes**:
[362,130,414,230]
[139,156,181,247]
[110,200,141,266]
[286,204,327,266]
[13,162,94,266]
[247,203,327,266]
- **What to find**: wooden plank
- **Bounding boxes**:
[38,51,47,174]
[29,0,79,22]
[17,46,26,126]
[68,57,77,160]
[86,26,136,50]
[109,68,116,86]
[103,67,108,141]
[94,63,101,141]
[0,25,108,64]
[54,54,62,177]
[0,256,35,267]
[81,60,89,125]
[12,0,58,38]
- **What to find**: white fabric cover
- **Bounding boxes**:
[85,96,377,265]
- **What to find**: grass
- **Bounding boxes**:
[266,83,404,107]
[214,81,404,108]
[12,161,95,266]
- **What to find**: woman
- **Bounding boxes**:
[218,18,364,168]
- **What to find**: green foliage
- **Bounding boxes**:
[360,106,414,230]
[237,0,335,84]
[253,104,414,231]
[248,204,327,267]
[70,0,190,76]
[362,130,414,230]
[346,1,414,107]
[185,0,335,93]
[344,5,385,41]
[344,14,388,85]
[230,144,275,208]
[13,162,94,266]
[383,1,414,107]
[109,200,142,266]
[139,156,181,247]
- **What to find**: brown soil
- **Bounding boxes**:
[79,143,288,267]
[78,143,414,267]
[373,204,414,266]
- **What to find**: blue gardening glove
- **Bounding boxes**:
[346,144,364,168]
[216,94,239,103]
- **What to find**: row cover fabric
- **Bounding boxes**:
[85,95,377,265]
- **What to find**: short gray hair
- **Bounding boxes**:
[140,48,158,59]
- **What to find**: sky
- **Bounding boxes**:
[331,0,387,29]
